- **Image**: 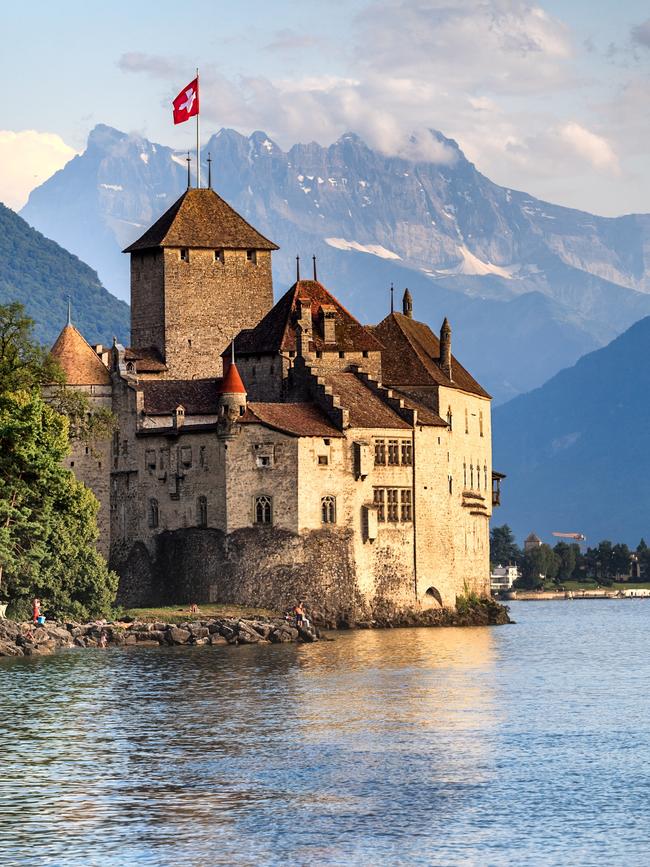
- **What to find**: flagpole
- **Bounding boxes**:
[196,67,200,188]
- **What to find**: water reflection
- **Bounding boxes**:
[3,607,650,865]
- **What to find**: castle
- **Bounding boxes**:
[50,185,503,620]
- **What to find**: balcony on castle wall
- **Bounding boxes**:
[492,471,506,507]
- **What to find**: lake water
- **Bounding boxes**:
[2,600,650,866]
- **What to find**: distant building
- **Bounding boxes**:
[524,532,542,552]
[490,564,520,593]
[50,184,505,619]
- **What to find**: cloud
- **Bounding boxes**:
[0,130,78,210]
[264,29,327,53]
[631,18,650,49]
[117,52,186,78]
[558,122,619,172]
[115,3,638,211]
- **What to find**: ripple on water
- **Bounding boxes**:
[2,604,650,866]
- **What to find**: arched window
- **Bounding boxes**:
[479,410,484,437]
[254,495,272,525]
[470,464,474,489]
[197,496,207,528]
[465,408,469,434]
[321,495,336,524]
[447,407,453,430]
[148,498,159,529]
[463,462,467,487]
[484,465,488,491]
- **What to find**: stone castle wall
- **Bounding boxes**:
[131,248,274,380]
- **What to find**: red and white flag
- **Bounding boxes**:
[172,77,199,125]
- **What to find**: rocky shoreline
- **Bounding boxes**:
[0,616,321,658]
[0,598,511,658]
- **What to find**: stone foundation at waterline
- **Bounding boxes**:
[110,525,456,624]
[0,615,319,658]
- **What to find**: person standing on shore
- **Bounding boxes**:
[32,598,41,624]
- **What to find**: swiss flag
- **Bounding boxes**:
[172,77,199,124]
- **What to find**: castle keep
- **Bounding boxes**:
[51,185,503,620]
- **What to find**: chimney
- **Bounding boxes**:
[173,404,186,431]
[439,317,452,380]
[296,297,313,357]
[402,288,413,318]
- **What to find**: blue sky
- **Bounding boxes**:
[2,0,650,215]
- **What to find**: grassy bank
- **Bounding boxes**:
[121,604,279,625]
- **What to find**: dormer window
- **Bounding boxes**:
[214,249,224,263]
[180,248,189,262]
[246,249,257,264]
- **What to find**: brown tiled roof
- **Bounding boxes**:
[390,389,447,427]
[123,188,278,253]
[125,346,168,373]
[241,402,343,437]
[372,313,490,399]
[142,378,221,415]
[233,280,384,355]
[50,324,111,386]
[323,373,411,429]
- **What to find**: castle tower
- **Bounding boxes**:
[217,347,247,438]
[49,316,113,558]
[124,188,278,380]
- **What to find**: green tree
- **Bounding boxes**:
[517,544,560,589]
[490,524,521,567]
[554,541,579,582]
[0,302,114,447]
[0,305,117,618]
[611,543,631,579]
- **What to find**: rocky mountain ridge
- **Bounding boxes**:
[19,124,650,401]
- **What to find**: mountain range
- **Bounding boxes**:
[0,201,129,347]
[493,314,650,546]
[20,124,650,403]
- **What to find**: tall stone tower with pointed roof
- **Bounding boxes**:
[49,317,113,557]
[124,187,278,380]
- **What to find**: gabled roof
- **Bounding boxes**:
[125,346,168,373]
[123,188,278,253]
[142,378,221,415]
[240,402,343,438]
[233,280,383,355]
[388,388,447,427]
[50,324,111,386]
[322,373,411,429]
[372,312,490,399]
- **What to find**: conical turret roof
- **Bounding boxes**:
[50,324,111,385]
[218,361,247,395]
[124,188,278,253]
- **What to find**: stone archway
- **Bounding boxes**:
[423,585,443,608]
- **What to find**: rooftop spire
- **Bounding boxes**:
[390,282,394,314]
[186,151,191,189]
[67,295,72,326]
[207,152,212,189]
[296,255,301,282]
[312,255,317,281]
[403,287,413,318]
